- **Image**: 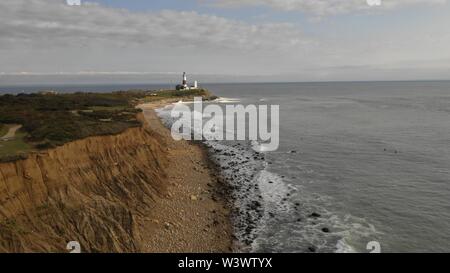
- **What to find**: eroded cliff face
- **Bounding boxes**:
[0,118,169,252]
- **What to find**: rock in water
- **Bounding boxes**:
[309,212,321,218]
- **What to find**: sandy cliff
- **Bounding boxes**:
[0,110,232,253]
[0,114,168,252]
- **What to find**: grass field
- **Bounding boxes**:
[0,131,33,159]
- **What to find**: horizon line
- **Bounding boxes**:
[1,79,450,87]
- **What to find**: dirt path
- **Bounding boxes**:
[0,125,22,140]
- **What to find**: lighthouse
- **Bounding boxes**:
[182,72,188,88]
[175,72,199,90]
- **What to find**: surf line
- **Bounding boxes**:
[170,97,280,152]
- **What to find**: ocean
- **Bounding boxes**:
[2,81,450,252]
[0,83,172,94]
[158,81,450,253]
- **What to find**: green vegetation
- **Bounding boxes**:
[0,88,213,162]
[0,124,7,137]
[0,92,145,161]
[88,105,129,111]
[0,131,32,160]
[142,89,216,102]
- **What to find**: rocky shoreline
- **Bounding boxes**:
[150,100,272,252]
[138,102,234,252]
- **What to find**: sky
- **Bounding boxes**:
[1,0,450,84]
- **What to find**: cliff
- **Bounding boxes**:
[0,114,169,252]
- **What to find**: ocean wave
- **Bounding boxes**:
[213,97,241,103]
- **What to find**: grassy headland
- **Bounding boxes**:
[0,88,212,162]
[142,89,217,102]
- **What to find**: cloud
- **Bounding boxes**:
[0,0,449,82]
[208,0,448,16]
[0,0,308,51]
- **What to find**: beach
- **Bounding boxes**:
[138,101,233,253]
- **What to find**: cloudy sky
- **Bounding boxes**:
[1,0,450,84]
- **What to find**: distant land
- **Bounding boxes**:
[1,71,450,89]
[2,80,450,95]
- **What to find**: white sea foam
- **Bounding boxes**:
[214,97,241,103]
[251,140,276,152]
[258,169,290,210]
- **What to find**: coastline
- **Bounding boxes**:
[138,101,234,253]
